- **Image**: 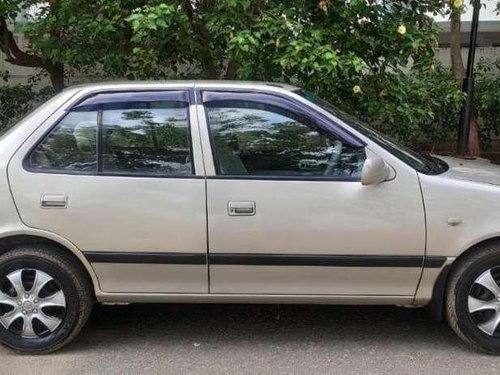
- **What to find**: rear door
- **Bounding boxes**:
[199,89,426,297]
[8,90,208,294]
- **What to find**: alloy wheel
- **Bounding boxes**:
[468,267,500,337]
[0,269,66,338]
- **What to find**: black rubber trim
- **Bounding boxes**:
[21,170,205,179]
[425,264,451,322]
[84,252,446,268]
[209,254,446,268]
[423,256,448,268]
[97,105,104,173]
[206,175,359,182]
[84,252,206,265]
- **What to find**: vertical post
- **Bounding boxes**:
[457,0,481,155]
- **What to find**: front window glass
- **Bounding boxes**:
[206,101,365,178]
[296,90,448,175]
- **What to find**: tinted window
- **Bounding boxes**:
[206,101,365,178]
[102,101,193,176]
[296,90,448,175]
[28,111,97,172]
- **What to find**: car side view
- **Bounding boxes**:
[2,81,500,354]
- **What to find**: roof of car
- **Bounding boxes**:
[67,80,300,92]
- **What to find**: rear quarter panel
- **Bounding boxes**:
[0,89,82,235]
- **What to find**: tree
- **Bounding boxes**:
[2,1,447,85]
[0,1,64,90]
[449,0,478,156]
[449,0,500,157]
[1,1,467,147]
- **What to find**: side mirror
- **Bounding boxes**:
[361,148,394,186]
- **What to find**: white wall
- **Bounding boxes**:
[436,46,500,66]
[434,2,500,22]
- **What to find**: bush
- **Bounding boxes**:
[0,70,467,151]
[305,66,464,148]
[1,63,498,156]
[0,84,54,132]
[475,58,500,150]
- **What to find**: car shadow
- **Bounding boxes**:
[65,303,471,354]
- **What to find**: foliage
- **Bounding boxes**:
[0,0,497,150]
[4,1,452,143]
[335,66,465,147]
[0,82,54,132]
[475,58,500,150]
[0,85,34,132]
[0,0,27,19]
[9,0,446,79]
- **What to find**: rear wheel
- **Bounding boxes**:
[0,246,92,354]
[446,243,500,354]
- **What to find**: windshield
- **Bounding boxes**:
[296,90,448,175]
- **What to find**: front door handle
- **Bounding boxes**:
[41,194,67,208]
[228,201,256,216]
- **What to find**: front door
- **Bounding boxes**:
[200,90,426,296]
[8,90,208,294]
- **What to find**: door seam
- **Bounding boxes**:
[412,171,428,303]
[193,86,211,294]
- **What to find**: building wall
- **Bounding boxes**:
[436,47,500,66]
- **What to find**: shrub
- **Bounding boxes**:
[305,66,464,148]
[0,84,54,132]
[475,58,500,150]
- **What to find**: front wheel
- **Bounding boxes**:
[446,243,500,354]
[0,246,92,354]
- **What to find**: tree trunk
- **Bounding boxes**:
[0,19,65,92]
[450,9,465,83]
[200,59,219,79]
[48,62,65,92]
[182,1,220,79]
[469,118,481,157]
[450,6,481,157]
[225,61,239,79]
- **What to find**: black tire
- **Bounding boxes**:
[446,243,500,354]
[0,246,93,354]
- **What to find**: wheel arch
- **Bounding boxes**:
[427,236,500,321]
[0,230,100,295]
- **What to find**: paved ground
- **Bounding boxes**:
[1,303,500,374]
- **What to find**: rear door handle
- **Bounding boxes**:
[228,201,256,216]
[41,194,67,208]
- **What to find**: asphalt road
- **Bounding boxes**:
[1,303,500,374]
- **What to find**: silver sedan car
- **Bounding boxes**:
[1,81,500,354]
